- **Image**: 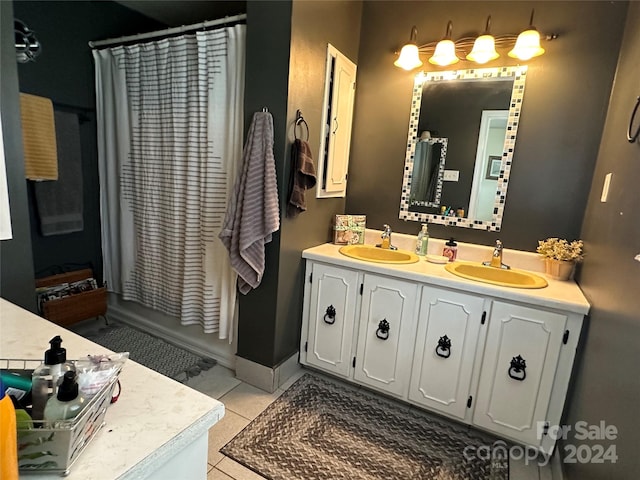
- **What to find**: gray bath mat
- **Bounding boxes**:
[222,373,508,480]
[85,323,216,382]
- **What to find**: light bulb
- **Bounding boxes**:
[394,43,423,70]
[466,34,499,64]
[429,39,459,66]
[508,28,545,60]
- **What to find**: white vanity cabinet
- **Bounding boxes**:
[408,286,486,420]
[473,301,576,449]
[301,261,418,397]
[299,247,587,455]
[353,275,418,397]
[304,262,360,378]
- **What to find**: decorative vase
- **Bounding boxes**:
[544,258,575,281]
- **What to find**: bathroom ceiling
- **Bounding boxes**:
[116,1,246,26]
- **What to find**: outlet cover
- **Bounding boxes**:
[443,170,459,182]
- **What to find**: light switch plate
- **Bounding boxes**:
[443,170,459,182]
[601,173,612,202]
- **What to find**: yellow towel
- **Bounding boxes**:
[19,93,58,180]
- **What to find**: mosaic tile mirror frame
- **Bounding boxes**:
[399,66,528,232]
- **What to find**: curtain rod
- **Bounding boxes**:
[88,13,247,49]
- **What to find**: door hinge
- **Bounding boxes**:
[467,396,473,408]
[359,283,363,295]
[481,311,487,325]
[563,330,570,344]
[305,341,308,352]
[543,421,550,435]
[309,272,313,283]
[352,357,356,368]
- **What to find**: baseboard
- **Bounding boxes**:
[235,352,301,393]
[275,352,301,389]
[107,296,236,370]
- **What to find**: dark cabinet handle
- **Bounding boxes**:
[508,355,527,381]
[323,305,336,325]
[376,319,390,340]
[435,335,451,358]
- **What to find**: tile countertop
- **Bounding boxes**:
[0,298,225,480]
[303,236,590,316]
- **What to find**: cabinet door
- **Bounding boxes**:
[305,263,360,378]
[408,287,485,419]
[353,275,418,397]
[473,301,567,446]
[317,44,357,198]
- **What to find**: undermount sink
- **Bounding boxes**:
[445,262,548,289]
[339,245,419,264]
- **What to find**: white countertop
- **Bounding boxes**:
[0,298,225,479]
[303,242,590,315]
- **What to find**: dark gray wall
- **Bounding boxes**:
[12,1,165,283]
[347,1,627,251]
[238,0,362,368]
[276,0,362,364]
[0,0,36,310]
[237,0,292,368]
[566,3,640,479]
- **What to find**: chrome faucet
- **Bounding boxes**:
[483,239,510,269]
[376,224,397,250]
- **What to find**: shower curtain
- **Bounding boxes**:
[93,25,245,340]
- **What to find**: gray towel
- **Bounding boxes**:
[287,139,316,218]
[34,111,83,235]
[219,112,280,294]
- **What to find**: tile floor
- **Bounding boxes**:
[184,365,306,480]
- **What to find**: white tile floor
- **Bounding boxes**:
[186,365,554,480]
[184,365,305,480]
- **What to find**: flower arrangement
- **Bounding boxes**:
[536,237,584,262]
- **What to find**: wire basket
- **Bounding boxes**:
[1,359,122,476]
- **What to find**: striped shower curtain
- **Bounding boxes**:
[93,25,245,339]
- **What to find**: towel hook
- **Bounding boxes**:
[627,96,640,143]
[294,109,309,141]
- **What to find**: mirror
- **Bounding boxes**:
[399,66,527,231]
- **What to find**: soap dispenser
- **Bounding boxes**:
[43,371,86,425]
[443,238,458,262]
[415,224,429,256]
[31,336,75,421]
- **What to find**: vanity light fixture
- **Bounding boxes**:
[508,10,545,60]
[466,16,499,64]
[393,10,558,70]
[429,21,459,66]
[394,26,423,71]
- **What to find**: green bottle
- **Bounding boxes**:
[415,223,429,256]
